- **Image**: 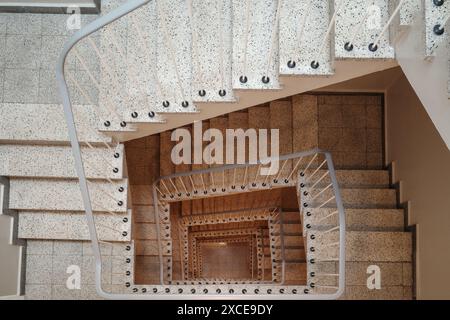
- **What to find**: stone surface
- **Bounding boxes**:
[335,0,395,59]
[0,144,124,179]
[232,0,281,89]
[279,0,332,75]
[0,103,111,143]
[18,211,131,241]
[191,0,235,102]
[9,178,128,212]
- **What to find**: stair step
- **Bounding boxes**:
[275,259,306,264]
[284,262,307,281]
[302,169,390,188]
[279,0,332,76]
[271,232,302,237]
[0,144,124,180]
[232,0,281,90]
[309,231,412,262]
[280,211,301,221]
[156,0,197,113]
[303,188,397,209]
[282,219,301,224]
[18,210,130,242]
[335,0,394,60]
[135,239,172,256]
[308,208,405,231]
[191,0,235,103]
[0,103,111,144]
[9,178,128,212]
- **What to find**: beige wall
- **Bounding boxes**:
[385,73,450,300]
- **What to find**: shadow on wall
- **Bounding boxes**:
[0,177,25,298]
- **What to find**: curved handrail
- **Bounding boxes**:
[56,0,152,300]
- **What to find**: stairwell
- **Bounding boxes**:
[124,93,413,299]
[0,0,439,299]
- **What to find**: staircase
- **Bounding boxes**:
[1,0,442,299]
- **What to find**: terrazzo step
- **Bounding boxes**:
[339,285,412,300]
[307,208,405,231]
[9,178,128,212]
[279,0,332,76]
[273,248,306,261]
[0,144,124,179]
[334,0,394,60]
[401,0,422,24]
[272,223,302,234]
[0,103,111,144]
[155,0,197,113]
[278,234,304,247]
[309,231,412,262]
[425,0,449,56]
[135,240,173,256]
[284,262,307,282]
[302,188,398,208]
[281,211,301,221]
[302,169,390,188]
[134,222,171,241]
[120,1,167,123]
[17,210,131,241]
[190,0,235,103]
[232,0,281,90]
[134,256,172,284]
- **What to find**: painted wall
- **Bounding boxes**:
[385,73,450,300]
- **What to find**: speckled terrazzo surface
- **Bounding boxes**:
[279,0,333,75]
[232,0,281,89]
[425,0,449,56]
[335,0,395,59]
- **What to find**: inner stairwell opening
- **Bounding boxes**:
[122,91,412,298]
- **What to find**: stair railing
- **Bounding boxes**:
[153,149,346,299]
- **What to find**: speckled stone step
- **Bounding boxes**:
[281,211,301,221]
[303,188,397,208]
[134,222,171,241]
[9,178,128,212]
[190,0,235,103]
[278,234,304,247]
[339,285,412,300]
[0,103,111,144]
[272,223,302,234]
[232,0,281,90]
[276,247,306,261]
[0,144,124,179]
[17,210,131,241]
[120,1,168,122]
[155,0,197,113]
[302,169,390,188]
[400,0,422,26]
[335,0,394,60]
[279,0,332,76]
[307,208,405,231]
[309,231,412,262]
[425,0,449,56]
[284,262,307,282]
[135,239,172,256]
